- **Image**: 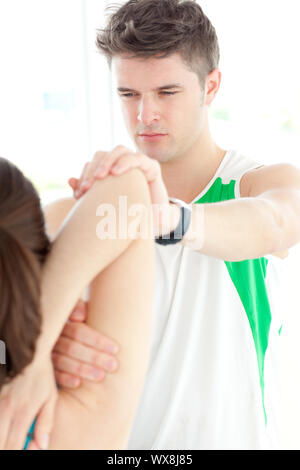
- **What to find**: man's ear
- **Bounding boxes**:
[204,68,222,106]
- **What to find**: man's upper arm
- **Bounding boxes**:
[43,197,76,241]
[242,163,300,258]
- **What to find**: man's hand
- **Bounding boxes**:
[0,355,57,450]
[52,300,120,389]
[68,145,169,206]
[68,145,180,237]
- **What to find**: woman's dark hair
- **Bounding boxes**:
[0,157,51,389]
[96,0,220,88]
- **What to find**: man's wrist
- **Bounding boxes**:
[169,203,181,233]
[180,204,205,251]
[157,202,181,237]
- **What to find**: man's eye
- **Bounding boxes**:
[120,91,177,98]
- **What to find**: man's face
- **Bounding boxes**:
[112,52,207,163]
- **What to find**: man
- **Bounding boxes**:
[43,0,300,449]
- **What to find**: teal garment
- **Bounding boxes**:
[24,418,37,450]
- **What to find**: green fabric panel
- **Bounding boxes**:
[196,177,236,204]
[194,177,272,424]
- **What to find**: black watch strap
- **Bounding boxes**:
[155,197,192,246]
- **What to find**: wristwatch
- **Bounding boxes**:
[155,197,192,245]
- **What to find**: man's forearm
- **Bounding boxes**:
[180,196,281,262]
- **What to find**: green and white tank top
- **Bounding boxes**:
[127,149,287,450]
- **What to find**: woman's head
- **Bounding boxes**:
[0,157,51,389]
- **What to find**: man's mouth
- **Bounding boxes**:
[139,133,166,136]
[138,133,168,141]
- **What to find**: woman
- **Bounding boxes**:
[0,154,155,449]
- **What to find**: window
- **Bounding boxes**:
[0,0,111,204]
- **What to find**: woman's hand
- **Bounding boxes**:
[0,354,57,450]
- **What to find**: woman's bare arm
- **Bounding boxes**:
[48,232,154,449]
[43,197,77,241]
[36,169,155,449]
[35,169,152,359]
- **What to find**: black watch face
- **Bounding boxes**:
[155,236,181,245]
[155,205,191,246]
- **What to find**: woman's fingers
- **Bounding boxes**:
[0,395,13,449]
[26,440,40,450]
[5,413,33,450]
[33,390,57,450]
[0,358,57,450]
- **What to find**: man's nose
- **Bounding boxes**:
[137,96,160,125]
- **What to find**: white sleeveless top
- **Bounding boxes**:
[127,149,287,450]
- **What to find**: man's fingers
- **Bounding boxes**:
[68,177,78,191]
[54,371,81,389]
[60,321,119,354]
[110,153,149,177]
[52,336,119,372]
[75,153,107,198]
[68,299,87,322]
[68,309,85,322]
[51,352,106,382]
[75,162,90,199]
[93,146,132,179]
[77,146,132,196]
[111,153,160,182]
[75,145,136,198]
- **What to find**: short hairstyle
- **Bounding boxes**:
[96,0,220,88]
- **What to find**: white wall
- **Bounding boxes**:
[0,0,299,448]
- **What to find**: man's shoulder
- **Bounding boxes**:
[239,163,265,199]
[240,162,296,261]
[240,162,299,199]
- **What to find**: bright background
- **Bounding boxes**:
[0,0,300,449]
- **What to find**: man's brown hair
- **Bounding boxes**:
[96,0,220,88]
[0,157,51,389]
